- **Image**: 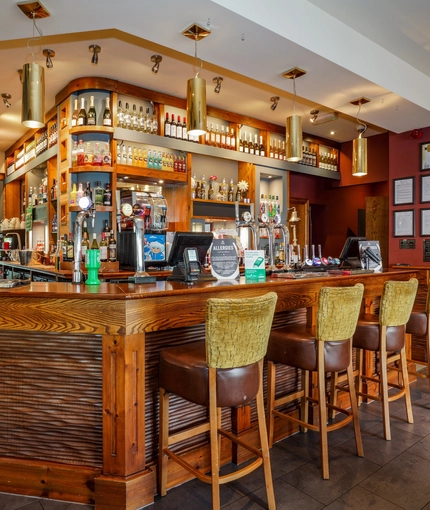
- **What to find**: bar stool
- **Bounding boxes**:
[266,283,364,479]
[353,278,418,441]
[158,292,278,510]
[405,284,430,390]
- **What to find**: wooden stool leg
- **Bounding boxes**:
[208,368,221,510]
[266,360,276,448]
[380,326,391,441]
[400,346,414,424]
[329,371,338,420]
[347,361,364,457]
[355,347,363,406]
[158,388,169,497]
[426,327,430,393]
[317,344,329,479]
[256,360,276,510]
[301,369,309,433]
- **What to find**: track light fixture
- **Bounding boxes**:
[42,48,55,68]
[1,93,11,108]
[151,54,162,74]
[213,76,223,93]
[310,109,338,125]
[89,44,101,65]
[270,96,280,111]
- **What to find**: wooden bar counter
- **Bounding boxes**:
[0,269,417,509]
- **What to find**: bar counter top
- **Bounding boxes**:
[0,268,418,510]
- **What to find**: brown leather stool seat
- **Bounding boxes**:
[352,278,418,441]
[158,292,278,510]
[159,341,260,408]
[266,284,364,480]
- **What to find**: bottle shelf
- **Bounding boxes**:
[116,164,187,184]
[70,166,114,174]
[192,199,250,206]
[69,126,115,135]
[69,205,113,213]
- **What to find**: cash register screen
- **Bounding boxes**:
[339,236,367,267]
[167,231,213,267]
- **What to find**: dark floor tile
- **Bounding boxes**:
[390,400,430,437]
[40,500,88,510]
[64,505,94,510]
[407,433,430,461]
[282,446,380,505]
[360,450,430,510]
[222,494,265,509]
[323,485,404,510]
[14,503,44,510]
[255,478,323,510]
[355,404,384,431]
[338,420,422,466]
[0,493,40,510]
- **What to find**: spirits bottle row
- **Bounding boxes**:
[59,224,117,263]
[71,96,112,128]
[164,113,199,142]
[116,144,187,172]
[72,140,112,167]
[191,175,246,202]
[206,124,237,150]
[240,132,266,156]
[35,130,48,157]
[319,152,338,171]
[48,122,58,148]
[69,180,112,207]
[117,101,158,134]
[259,195,281,218]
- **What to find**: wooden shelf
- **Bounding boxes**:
[192,199,250,206]
[69,205,113,213]
[70,166,114,173]
[116,164,187,184]
[69,126,115,135]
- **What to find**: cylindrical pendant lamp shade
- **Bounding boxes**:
[186,77,207,136]
[352,136,368,176]
[286,115,302,162]
[22,62,45,128]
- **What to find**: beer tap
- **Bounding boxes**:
[256,212,277,272]
[72,196,95,284]
[272,216,291,270]
[235,201,258,250]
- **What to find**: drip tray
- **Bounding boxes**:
[0,279,31,288]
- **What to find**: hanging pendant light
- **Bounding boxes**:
[283,67,306,162]
[18,3,50,129]
[182,23,210,136]
[351,97,370,176]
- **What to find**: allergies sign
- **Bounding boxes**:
[210,238,239,280]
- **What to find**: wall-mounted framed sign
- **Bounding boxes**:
[393,209,414,237]
[393,177,414,205]
[421,141,430,171]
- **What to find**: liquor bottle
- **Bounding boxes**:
[71,141,78,167]
[182,117,187,140]
[102,97,112,126]
[93,143,103,166]
[84,182,91,198]
[104,183,112,206]
[215,125,221,147]
[208,179,214,200]
[94,181,104,206]
[230,128,236,150]
[127,145,133,165]
[226,128,231,149]
[77,182,84,201]
[210,123,216,146]
[281,141,286,161]
[194,180,200,199]
[243,133,249,154]
[102,143,112,166]
[124,103,132,129]
[77,97,87,126]
[138,106,145,131]
[132,105,139,130]
[87,95,96,126]
[164,112,171,137]
[176,116,182,139]
[50,179,57,200]
[200,175,207,200]
[221,178,227,201]
[332,152,337,171]
[152,110,158,135]
[227,179,235,202]
[221,126,226,149]
[205,125,210,145]
[84,142,94,165]
[109,230,117,262]
[67,233,74,262]
[269,139,274,158]
[191,173,197,199]
[274,140,279,159]
[83,219,89,239]
[76,139,84,167]
[91,232,99,250]
[99,233,108,262]
[81,231,89,262]
[249,133,254,155]
[259,135,265,157]
[51,214,57,233]
[235,185,242,202]
[71,99,79,127]
[62,234,68,262]
[170,114,177,138]
[239,132,244,152]
[117,100,124,128]
[254,134,259,156]
[70,182,77,206]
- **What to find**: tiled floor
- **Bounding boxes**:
[2,377,430,509]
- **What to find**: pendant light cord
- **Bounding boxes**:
[194,37,202,78]
[27,12,43,63]
[356,102,368,137]
[292,75,297,115]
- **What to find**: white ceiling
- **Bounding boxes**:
[0,0,430,153]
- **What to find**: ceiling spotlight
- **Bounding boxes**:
[213,76,223,93]
[270,96,280,111]
[310,109,338,125]
[1,93,11,108]
[151,54,162,74]
[42,48,55,68]
[89,44,101,65]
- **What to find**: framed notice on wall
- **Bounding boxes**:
[393,209,414,237]
[421,142,430,171]
[421,175,430,203]
[393,177,414,205]
[421,209,430,236]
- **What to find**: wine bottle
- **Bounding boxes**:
[176,116,182,139]
[109,230,117,262]
[82,231,89,262]
[221,126,226,149]
[138,106,145,131]
[77,97,87,126]
[228,179,235,202]
[99,233,108,262]
[67,233,74,262]
[254,134,259,156]
[249,133,254,155]
[117,100,124,128]
[91,233,99,250]
[182,117,187,140]
[226,129,231,149]
[209,123,216,147]
[164,113,171,137]
[124,103,132,129]
[239,131,244,152]
[230,128,236,150]
[215,125,221,148]
[145,108,152,133]
[170,114,177,138]
[94,181,104,206]
[269,139,274,158]
[71,99,79,127]
[102,97,112,127]
[243,133,249,154]
[87,95,96,126]
[132,104,139,130]
[103,183,112,206]
[152,110,159,135]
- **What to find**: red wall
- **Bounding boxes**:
[388,127,430,265]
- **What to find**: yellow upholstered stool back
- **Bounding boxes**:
[316,284,364,342]
[206,292,277,369]
[379,278,418,327]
